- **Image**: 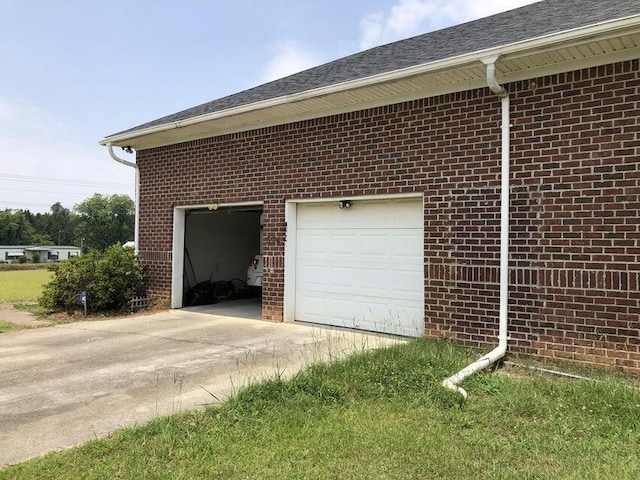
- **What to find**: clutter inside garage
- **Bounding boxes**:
[183,206,263,307]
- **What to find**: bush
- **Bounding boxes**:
[40,244,145,313]
[0,263,49,271]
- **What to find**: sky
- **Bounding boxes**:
[0,0,538,213]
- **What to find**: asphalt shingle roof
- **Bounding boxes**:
[107,0,640,139]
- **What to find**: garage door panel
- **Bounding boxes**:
[361,230,421,263]
[297,263,330,289]
[359,267,389,294]
[297,233,327,256]
[330,234,359,253]
[301,230,419,263]
[295,198,424,337]
[298,231,359,258]
[359,301,423,336]
[391,268,424,299]
[295,296,424,337]
[363,268,421,300]
[388,202,423,227]
[295,295,329,323]
[297,199,422,230]
[331,265,358,288]
[331,298,360,322]
[360,233,389,257]
[393,233,424,259]
[300,265,420,300]
[296,292,357,324]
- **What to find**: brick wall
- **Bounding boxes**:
[137,60,639,373]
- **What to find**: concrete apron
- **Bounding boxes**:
[0,309,403,467]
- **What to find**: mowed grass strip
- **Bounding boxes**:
[2,339,639,479]
[0,269,53,303]
[0,321,25,333]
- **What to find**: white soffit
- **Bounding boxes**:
[104,21,640,150]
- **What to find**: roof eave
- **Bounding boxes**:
[100,14,640,150]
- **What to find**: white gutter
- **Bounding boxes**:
[99,14,640,148]
[442,56,510,400]
[107,145,140,255]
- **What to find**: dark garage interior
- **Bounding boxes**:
[183,205,263,310]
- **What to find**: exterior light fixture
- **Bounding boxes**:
[339,200,352,209]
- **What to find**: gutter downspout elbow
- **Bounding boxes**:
[442,57,510,400]
[483,58,508,98]
[107,145,140,255]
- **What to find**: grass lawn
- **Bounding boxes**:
[0,321,25,333]
[0,269,53,303]
[2,339,639,479]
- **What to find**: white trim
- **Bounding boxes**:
[287,192,423,204]
[100,15,640,147]
[283,192,424,327]
[500,47,640,82]
[171,201,264,309]
[178,200,264,211]
[283,201,297,323]
[171,207,186,308]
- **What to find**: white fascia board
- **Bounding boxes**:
[100,15,640,148]
[287,192,423,204]
[176,200,264,211]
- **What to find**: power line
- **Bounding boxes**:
[0,174,131,188]
[0,186,132,196]
[1,201,59,209]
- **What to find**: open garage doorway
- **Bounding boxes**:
[173,203,263,318]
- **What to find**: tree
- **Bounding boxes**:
[0,210,36,244]
[74,194,134,251]
[28,203,75,246]
[49,202,76,245]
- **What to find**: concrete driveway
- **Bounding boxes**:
[0,306,400,467]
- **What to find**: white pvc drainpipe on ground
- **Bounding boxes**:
[107,144,140,254]
[442,57,511,400]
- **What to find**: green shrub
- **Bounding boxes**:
[40,245,145,313]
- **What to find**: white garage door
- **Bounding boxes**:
[295,198,424,337]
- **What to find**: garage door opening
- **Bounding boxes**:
[181,205,263,317]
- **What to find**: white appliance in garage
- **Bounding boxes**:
[247,254,263,287]
[294,197,424,337]
[247,213,264,288]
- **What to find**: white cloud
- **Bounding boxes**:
[261,40,323,83]
[360,12,386,52]
[0,97,135,212]
[360,0,540,50]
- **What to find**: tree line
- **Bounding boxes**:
[0,194,134,251]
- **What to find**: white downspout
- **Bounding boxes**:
[442,56,510,400]
[107,144,140,255]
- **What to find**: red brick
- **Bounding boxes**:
[137,60,640,374]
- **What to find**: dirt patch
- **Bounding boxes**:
[0,303,50,328]
[43,301,170,325]
[0,301,170,330]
